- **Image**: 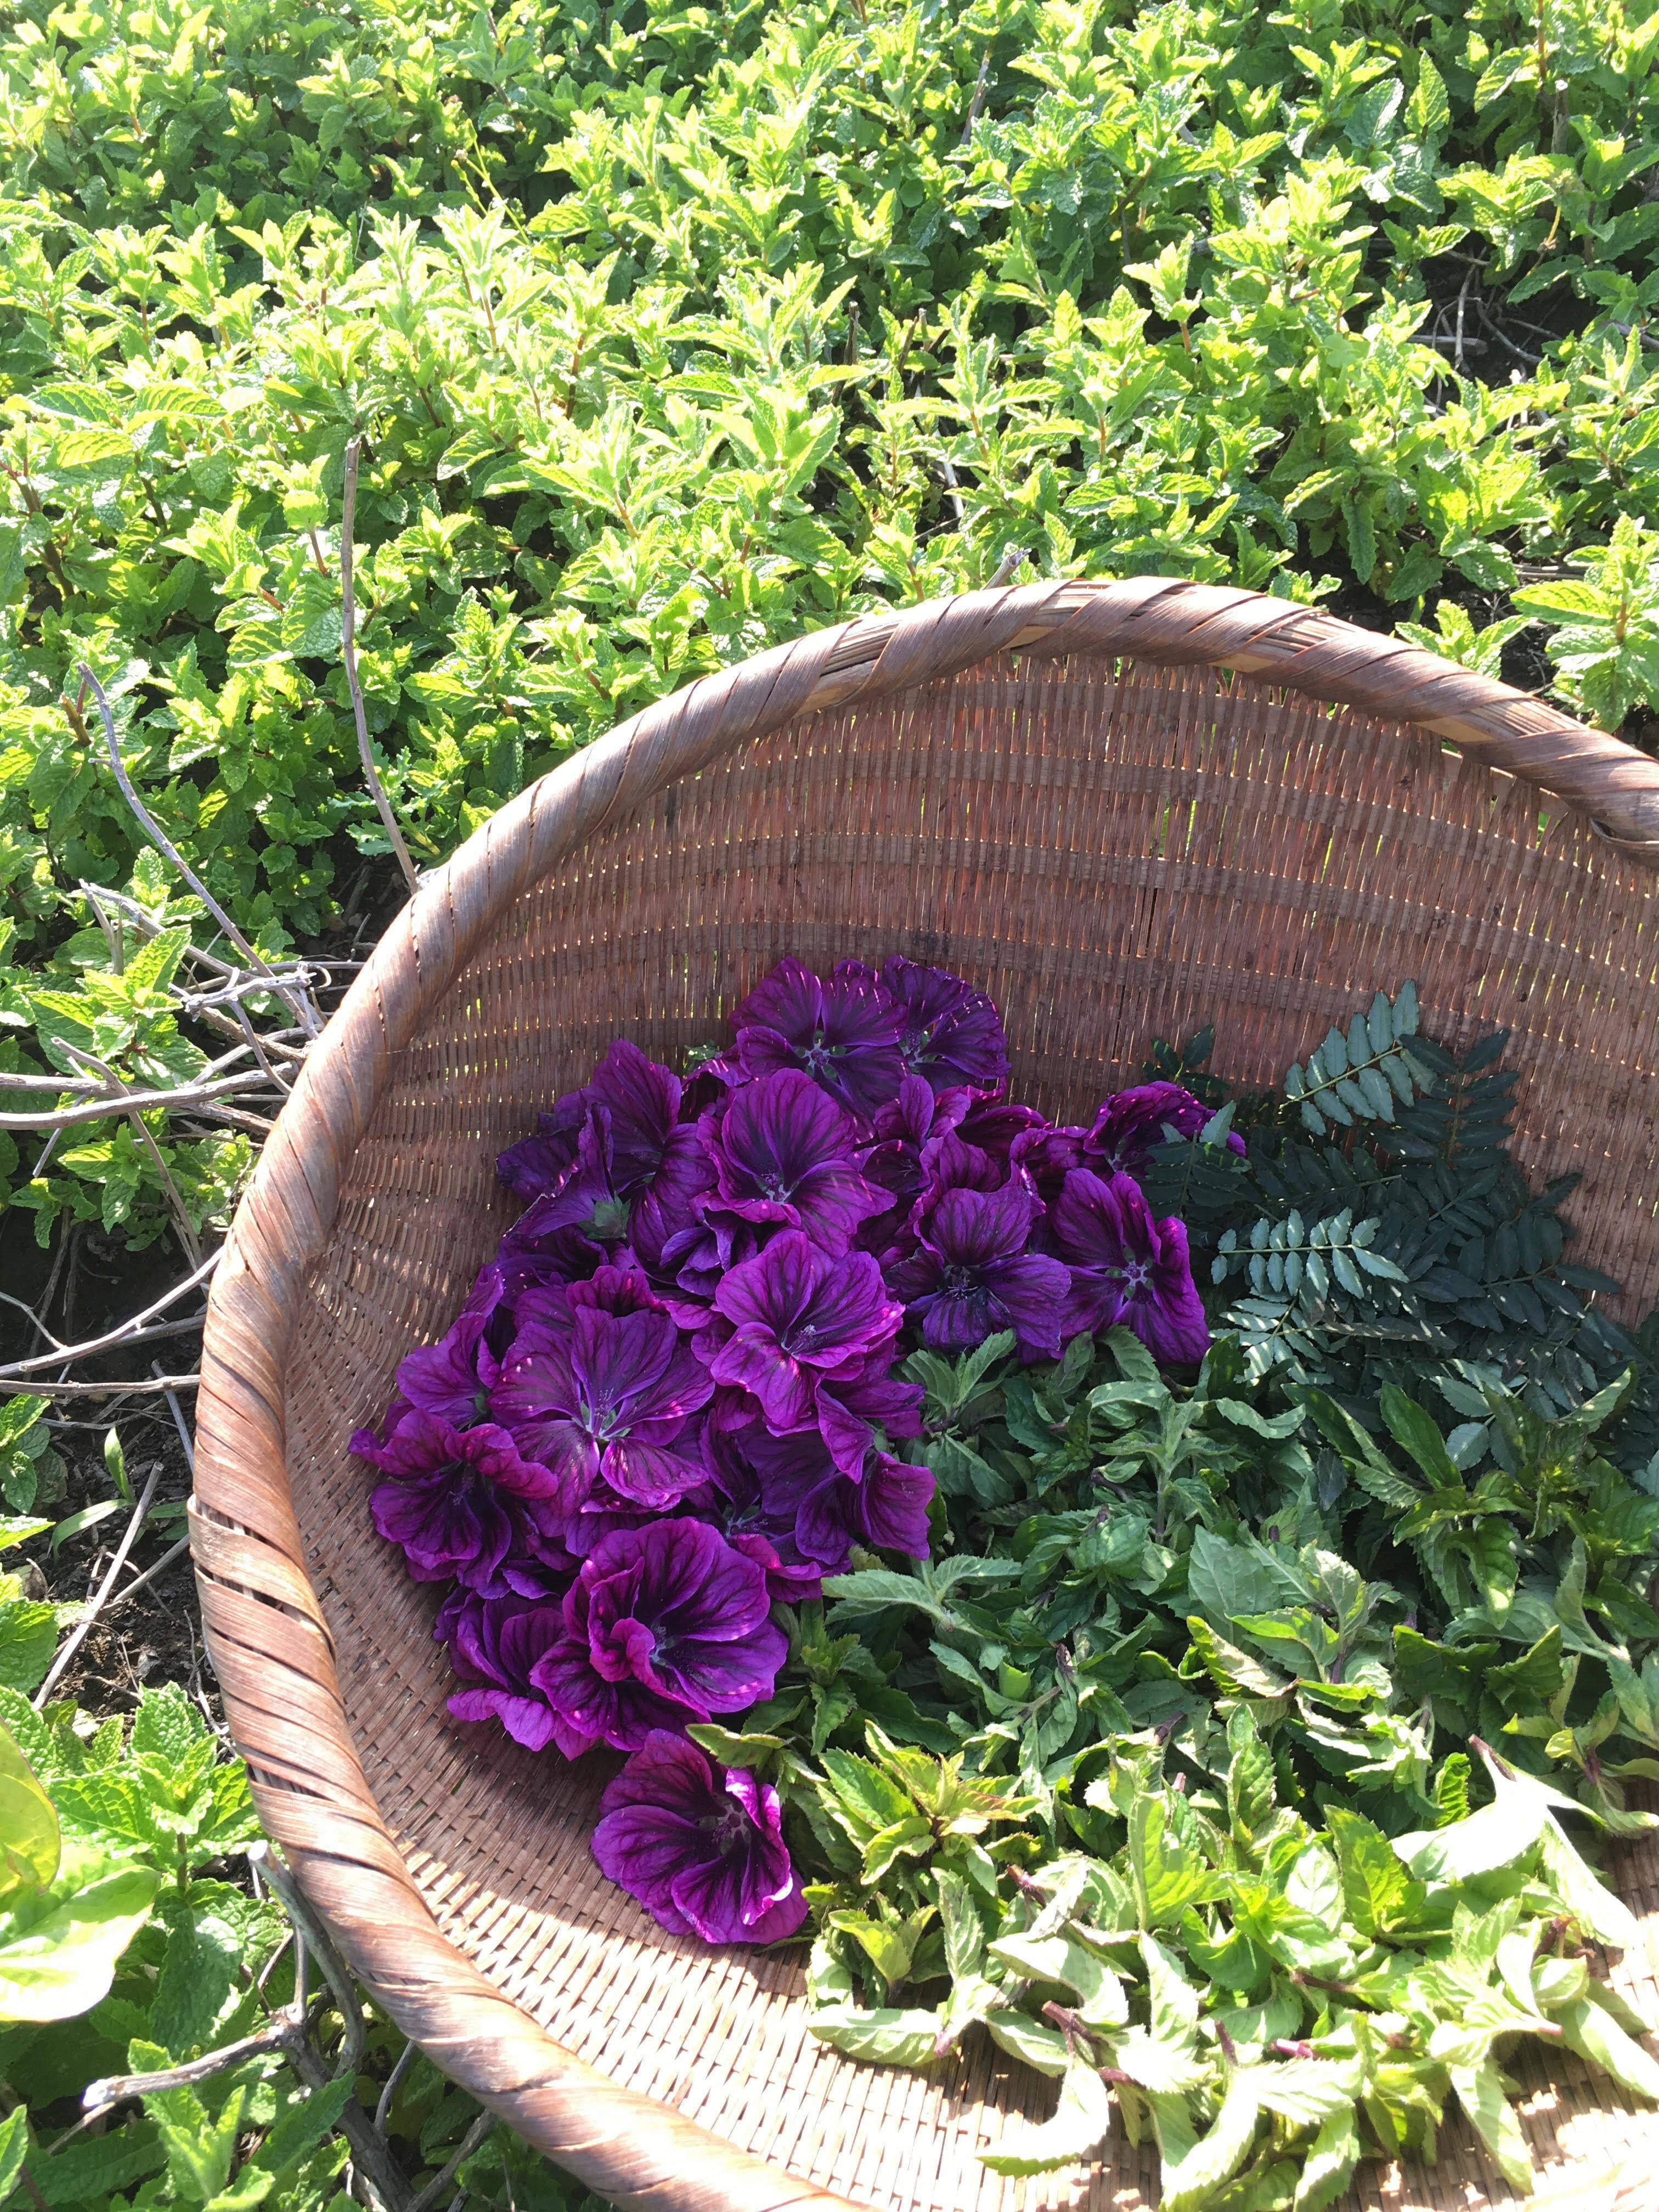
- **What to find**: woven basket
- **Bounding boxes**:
[193,578,1659,2212]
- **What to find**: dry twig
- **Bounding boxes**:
[341,439,419,898]
[35,1464,161,1706]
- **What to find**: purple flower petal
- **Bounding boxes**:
[1084,1081,1244,1180]
[394,1268,506,1430]
[709,1231,902,1432]
[493,1305,712,1511]
[442,1589,569,1751]
[528,1521,786,1752]
[881,956,1008,1097]
[353,1410,561,1592]
[955,1093,1048,1163]
[730,957,906,1120]
[706,1070,887,1255]
[591,1731,805,1944]
[888,1185,1070,1361]
[1050,1167,1210,1363]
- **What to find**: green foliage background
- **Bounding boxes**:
[3,0,1659,1244]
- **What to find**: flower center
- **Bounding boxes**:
[941,1263,975,1296]
[759,1170,791,1200]
[1122,1260,1150,1292]
[704,1799,751,1855]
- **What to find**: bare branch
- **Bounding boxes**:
[0,1068,281,1132]
[84,2017,306,2109]
[158,1363,195,1474]
[960,50,990,146]
[0,1249,218,1380]
[11,1372,200,1398]
[251,1846,367,2081]
[35,1464,161,1706]
[341,439,419,899]
[407,2114,494,2212]
[102,1533,190,1615]
[78,667,321,1037]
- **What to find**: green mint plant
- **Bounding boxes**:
[4,0,1659,1263]
[0,1681,613,2212]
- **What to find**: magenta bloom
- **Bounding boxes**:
[918,1127,1004,1206]
[811,1346,924,1481]
[496,1091,589,1202]
[439,1589,570,1752]
[881,956,1008,1097]
[1049,1167,1210,1364]
[393,1267,505,1430]
[706,1229,902,1432]
[592,1731,806,1944]
[799,1449,935,1561]
[1009,1122,1088,1207]
[729,958,906,1120]
[1084,1082,1244,1179]
[493,1305,712,1511]
[530,1521,786,1753]
[956,1093,1048,1163]
[625,1203,762,1330]
[691,1425,838,1599]
[704,1070,886,1255]
[888,1184,1070,1361]
[351,1407,561,1594]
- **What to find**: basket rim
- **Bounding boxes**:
[190,576,1659,2212]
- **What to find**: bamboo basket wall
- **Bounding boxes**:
[193,578,1659,2212]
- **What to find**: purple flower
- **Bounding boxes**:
[728,958,906,1121]
[351,1407,562,1594]
[797,1449,935,1562]
[625,1204,761,1330]
[705,1230,902,1431]
[881,956,1008,1097]
[393,1267,505,1430]
[514,1264,669,1335]
[529,1521,787,1753]
[591,1731,806,1944]
[493,1305,712,1511]
[499,1112,630,1265]
[439,1589,571,1752]
[1083,1082,1244,1180]
[690,1425,837,1599]
[955,1093,1048,1163]
[1008,1122,1088,1208]
[918,1127,1004,1207]
[497,1091,589,1202]
[1049,1168,1210,1364]
[888,1184,1071,1362]
[704,1070,886,1256]
[811,1347,924,1481]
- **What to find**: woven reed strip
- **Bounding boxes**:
[193,582,1659,2212]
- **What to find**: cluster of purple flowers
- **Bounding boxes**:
[353,955,1220,1945]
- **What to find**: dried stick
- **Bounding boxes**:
[85,2017,309,2108]
[78,667,321,1037]
[101,1534,190,1614]
[0,1069,280,1132]
[341,440,418,898]
[7,1373,199,1398]
[251,1846,368,2080]
[374,2041,419,2136]
[407,2114,495,2212]
[34,1464,161,1706]
[960,50,990,147]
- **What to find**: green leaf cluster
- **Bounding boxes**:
[6,0,1659,1249]
[0,1683,612,2212]
[750,988,1659,2194]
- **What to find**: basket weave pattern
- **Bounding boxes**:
[193,580,1659,2212]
